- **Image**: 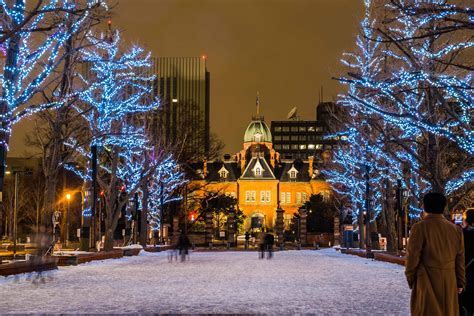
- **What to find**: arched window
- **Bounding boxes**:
[255,167,262,176]
[290,170,297,179]
[219,170,228,178]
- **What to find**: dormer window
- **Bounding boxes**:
[218,166,229,180]
[252,160,264,177]
[288,165,298,180]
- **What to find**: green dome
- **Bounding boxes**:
[244,118,272,143]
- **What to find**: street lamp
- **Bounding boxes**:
[66,193,71,247]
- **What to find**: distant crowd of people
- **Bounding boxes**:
[405,192,474,316]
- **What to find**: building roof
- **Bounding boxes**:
[275,160,312,182]
[241,156,275,180]
[243,117,272,143]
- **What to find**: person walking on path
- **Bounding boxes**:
[405,192,466,316]
[177,231,191,262]
[265,231,275,259]
[460,208,474,315]
[258,230,266,259]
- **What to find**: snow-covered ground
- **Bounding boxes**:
[0,249,410,314]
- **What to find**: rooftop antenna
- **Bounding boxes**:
[287,107,298,120]
[256,91,260,116]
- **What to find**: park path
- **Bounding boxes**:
[0,249,410,314]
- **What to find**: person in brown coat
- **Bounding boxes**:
[405,192,466,316]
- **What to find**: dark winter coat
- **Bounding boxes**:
[405,214,466,316]
[265,233,274,247]
[460,227,474,313]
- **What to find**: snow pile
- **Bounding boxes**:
[118,244,144,250]
[0,249,410,314]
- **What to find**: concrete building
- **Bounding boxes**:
[270,102,337,161]
[150,56,210,161]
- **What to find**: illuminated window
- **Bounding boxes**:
[296,192,301,204]
[321,190,330,202]
[255,167,261,176]
[260,191,266,202]
[251,191,256,202]
[299,144,306,150]
[246,191,251,202]
[286,192,291,203]
[302,192,307,202]
[290,170,297,178]
[266,191,271,202]
[308,144,315,150]
[281,192,286,204]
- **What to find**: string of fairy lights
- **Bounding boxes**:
[324,0,473,222]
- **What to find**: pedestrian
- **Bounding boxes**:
[177,231,191,262]
[460,208,474,315]
[258,229,266,259]
[265,231,275,259]
[405,192,466,316]
[245,231,250,249]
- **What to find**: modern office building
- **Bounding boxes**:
[150,56,210,161]
[270,102,337,161]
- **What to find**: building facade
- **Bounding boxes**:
[151,56,210,160]
[270,102,337,160]
[188,112,332,232]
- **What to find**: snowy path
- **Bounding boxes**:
[0,249,410,314]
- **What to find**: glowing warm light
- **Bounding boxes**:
[201,54,207,60]
[66,193,71,201]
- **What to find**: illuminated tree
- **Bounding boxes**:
[66,30,161,250]
[146,155,186,233]
[331,0,473,221]
[0,0,105,232]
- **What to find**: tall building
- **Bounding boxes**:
[270,102,337,161]
[151,56,210,161]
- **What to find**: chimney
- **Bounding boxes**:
[203,159,208,178]
[308,156,314,177]
[270,151,275,168]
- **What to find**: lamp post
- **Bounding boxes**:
[10,171,19,260]
[6,170,21,260]
[66,193,71,247]
[364,164,372,254]
[160,183,164,245]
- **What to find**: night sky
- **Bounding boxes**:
[10,0,364,157]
